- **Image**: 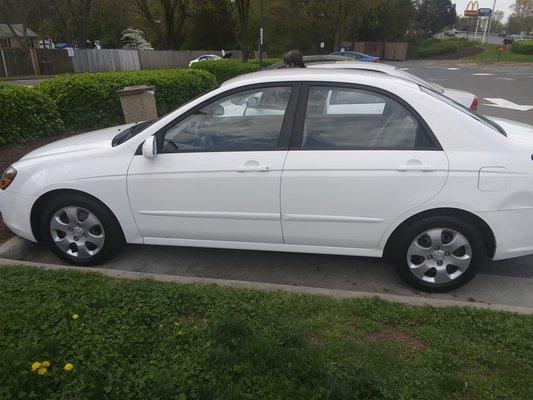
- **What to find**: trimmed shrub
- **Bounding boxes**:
[412,38,476,59]
[511,39,533,55]
[190,58,281,83]
[0,84,62,145]
[38,68,218,131]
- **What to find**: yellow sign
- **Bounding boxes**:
[464,0,479,17]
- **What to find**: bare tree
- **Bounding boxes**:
[231,0,251,61]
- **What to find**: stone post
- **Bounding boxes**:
[116,85,158,123]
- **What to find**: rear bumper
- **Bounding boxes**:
[478,208,533,260]
[0,190,37,242]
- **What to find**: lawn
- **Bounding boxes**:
[466,44,533,63]
[0,266,532,400]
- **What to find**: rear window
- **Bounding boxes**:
[420,86,506,136]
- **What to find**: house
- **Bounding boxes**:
[0,23,39,49]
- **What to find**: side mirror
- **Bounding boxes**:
[142,136,157,158]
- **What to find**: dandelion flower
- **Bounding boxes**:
[64,363,74,372]
[72,314,79,320]
[31,361,41,371]
[42,361,50,367]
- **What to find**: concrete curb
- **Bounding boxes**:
[1,257,531,315]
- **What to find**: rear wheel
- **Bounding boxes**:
[393,216,485,292]
[39,194,123,265]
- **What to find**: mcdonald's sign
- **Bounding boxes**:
[464,1,479,17]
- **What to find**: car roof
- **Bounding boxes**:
[306,61,397,72]
[221,68,419,90]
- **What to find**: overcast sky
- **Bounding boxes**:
[453,0,515,21]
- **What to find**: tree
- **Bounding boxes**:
[231,0,252,61]
[48,0,94,47]
[184,0,235,50]
[414,0,456,38]
[506,0,533,34]
[359,0,416,41]
[0,0,40,47]
[132,0,190,49]
[121,27,153,49]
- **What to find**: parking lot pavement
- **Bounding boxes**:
[1,237,532,311]
[389,60,533,125]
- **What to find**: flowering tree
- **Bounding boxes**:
[121,27,154,50]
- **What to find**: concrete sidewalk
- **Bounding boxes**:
[1,236,531,314]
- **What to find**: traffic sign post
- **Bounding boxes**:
[496,45,505,62]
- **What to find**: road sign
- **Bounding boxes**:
[497,45,506,52]
[478,8,492,16]
[464,0,479,17]
[320,42,325,49]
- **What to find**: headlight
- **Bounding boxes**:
[0,166,17,190]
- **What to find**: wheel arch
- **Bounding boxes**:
[30,189,126,243]
[382,207,496,261]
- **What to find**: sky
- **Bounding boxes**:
[453,0,515,21]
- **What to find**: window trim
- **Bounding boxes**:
[145,82,302,155]
[289,82,442,151]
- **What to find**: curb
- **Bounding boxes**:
[1,257,531,315]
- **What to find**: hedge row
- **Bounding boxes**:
[511,39,533,55]
[190,58,281,83]
[0,84,63,145]
[38,68,218,131]
[411,38,476,59]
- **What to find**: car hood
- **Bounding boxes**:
[20,124,134,161]
[486,116,533,145]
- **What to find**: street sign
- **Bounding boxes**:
[320,42,325,49]
[496,45,506,52]
[478,8,492,17]
[464,0,479,17]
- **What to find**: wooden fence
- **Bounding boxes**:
[72,49,141,73]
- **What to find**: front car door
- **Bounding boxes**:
[127,83,299,245]
[281,83,449,253]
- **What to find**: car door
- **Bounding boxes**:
[281,83,449,250]
[127,83,299,244]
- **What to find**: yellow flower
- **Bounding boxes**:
[72,314,79,320]
[37,367,48,375]
[64,363,74,372]
[31,361,41,371]
[42,361,50,367]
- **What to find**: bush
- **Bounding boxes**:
[0,84,63,145]
[38,69,218,131]
[190,58,281,83]
[511,39,533,55]
[412,38,477,59]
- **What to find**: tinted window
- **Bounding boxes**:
[159,86,292,153]
[301,86,433,149]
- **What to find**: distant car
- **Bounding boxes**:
[268,59,478,110]
[331,51,380,62]
[188,54,222,67]
[503,34,522,45]
[498,32,506,38]
[444,30,456,37]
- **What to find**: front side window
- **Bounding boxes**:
[159,86,292,153]
[301,86,433,149]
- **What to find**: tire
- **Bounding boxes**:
[392,216,486,292]
[39,193,124,266]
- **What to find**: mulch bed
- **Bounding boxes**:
[0,133,76,244]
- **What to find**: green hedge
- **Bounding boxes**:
[511,39,533,55]
[190,58,281,83]
[412,38,476,59]
[0,84,63,145]
[38,69,218,131]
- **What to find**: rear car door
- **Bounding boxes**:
[281,83,449,250]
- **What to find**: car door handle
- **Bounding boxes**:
[236,165,271,172]
[397,164,435,172]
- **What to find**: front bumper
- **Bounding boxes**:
[0,190,37,242]
[478,208,533,260]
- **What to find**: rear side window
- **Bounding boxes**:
[301,86,434,149]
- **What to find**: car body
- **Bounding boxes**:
[2,69,532,292]
[331,51,380,62]
[503,34,523,45]
[269,59,478,110]
[188,54,222,67]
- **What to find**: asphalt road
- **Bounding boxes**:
[1,59,532,310]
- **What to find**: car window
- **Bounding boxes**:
[420,86,506,136]
[301,86,433,149]
[158,86,292,153]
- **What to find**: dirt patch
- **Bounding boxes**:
[360,327,426,349]
[0,133,77,244]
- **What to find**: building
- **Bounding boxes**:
[0,23,39,49]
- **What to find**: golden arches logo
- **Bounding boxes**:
[464,1,479,16]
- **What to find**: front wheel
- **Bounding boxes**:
[39,194,124,265]
[393,216,486,292]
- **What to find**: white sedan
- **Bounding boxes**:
[1,69,532,292]
[188,54,222,67]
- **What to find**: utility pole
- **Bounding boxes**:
[487,0,497,36]
[259,0,264,70]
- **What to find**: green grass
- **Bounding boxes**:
[466,44,533,63]
[0,266,532,400]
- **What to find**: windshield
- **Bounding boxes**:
[112,119,158,147]
[395,69,444,93]
[420,86,506,136]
